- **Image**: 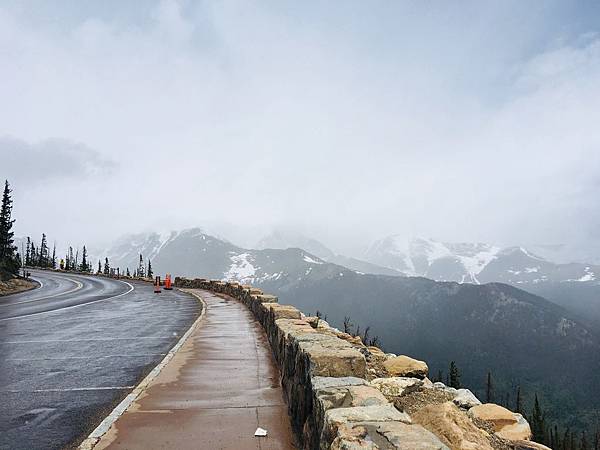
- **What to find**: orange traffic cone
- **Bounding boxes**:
[154,276,161,293]
[164,274,173,290]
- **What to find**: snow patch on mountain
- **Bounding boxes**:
[303,254,324,265]
[224,253,256,280]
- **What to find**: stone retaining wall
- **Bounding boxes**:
[174,277,548,450]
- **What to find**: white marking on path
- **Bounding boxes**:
[0,281,135,322]
[3,337,176,344]
[6,354,167,361]
[0,276,83,307]
[4,386,136,393]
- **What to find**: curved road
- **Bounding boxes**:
[0,270,132,321]
[0,269,201,450]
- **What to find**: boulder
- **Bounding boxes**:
[496,414,532,441]
[377,422,450,450]
[331,422,450,450]
[383,355,428,379]
[323,404,412,446]
[312,376,368,390]
[316,385,388,411]
[325,405,412,429]
[370,377,423,398]
[468,403,531,441]
[452,389,481,409]
[412,401,494,450]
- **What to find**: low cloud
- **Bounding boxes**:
[1,137,116,186]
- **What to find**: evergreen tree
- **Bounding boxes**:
[515,386,523,414]
[530,394,545,443]
[39,233,48,267]
[25,237,31,266]
[486,371,493,403]
[563,428,571,450]
[80,246,89,272]
[103,257,110,275]
[449,361,461,388]
[59,258,65,270]
[68,247,74,270]
[138,254,145,277]
[30,243,37,267]
[582,431,589,450]
[147,259,153,278]
[435,370,443,383]
[593,430,599,450]
[51,243,56,269]
[97,260,102,274]
[0,180,18,273]
[64,251,70,271]
[126,267,130,277]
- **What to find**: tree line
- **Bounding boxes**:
[0,179,155,280]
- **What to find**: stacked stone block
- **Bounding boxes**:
[174,277,545,450]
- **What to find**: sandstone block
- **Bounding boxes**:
[370,377,423,398]
[383,355,429,378]
[312,376,368,390]
[468,403,519,431]
[331,422,449,450]
[412,401,493,450]
[268,304,301,320]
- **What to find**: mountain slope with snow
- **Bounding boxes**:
[365,236,600,286]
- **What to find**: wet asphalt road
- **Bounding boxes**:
[0,270,202,450]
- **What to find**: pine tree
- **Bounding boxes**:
[531,394,545,443]
[25,237,31,266]
[147,259,153,278]
[515,386,523,414]
[449,361,461,388]
[138,254,145,277]
[563,428,571,450]
[435,370,443,383]
[486,371,493,403]
[68,247,74,271]
[39,233,48,267]
[64,251,70,271]
[97,260,102,274]
[80,246,87,272]
[0,180,18,273]
[593,430,599,450]
[103,257,110,276]
[51,243,56,269]
[126,267,130,277]
[582,431,590,450]
[30,243,37,267]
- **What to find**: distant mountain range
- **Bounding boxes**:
[102,227,600,432]
[365,235,599,285]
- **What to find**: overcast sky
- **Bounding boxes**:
[2,1,600,256]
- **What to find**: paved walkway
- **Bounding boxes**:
[95,290,296,450]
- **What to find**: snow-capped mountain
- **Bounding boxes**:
[365,236,600,285]
[105,227,351,284]
[254,229,403,276]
